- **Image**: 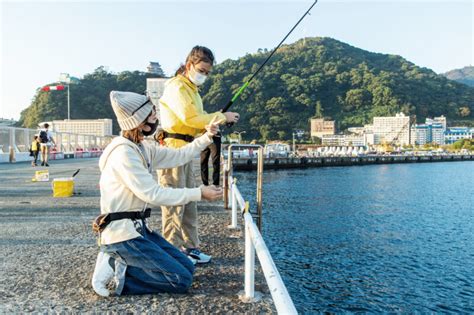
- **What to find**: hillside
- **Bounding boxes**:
[200,37,474,140]
[19,37,474,140]
[443,66,474,87]
[18,67,161,133]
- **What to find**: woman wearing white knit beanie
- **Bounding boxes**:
[91,90,222,297]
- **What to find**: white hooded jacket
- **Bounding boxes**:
[98,134,212,245]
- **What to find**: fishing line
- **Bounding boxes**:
[221,0,318,113]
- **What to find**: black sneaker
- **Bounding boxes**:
[185,248,211,264]
[41,162,45,166]
[45,163,49,167]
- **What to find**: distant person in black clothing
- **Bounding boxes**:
[39,123,55,167]
[200,134,221,186]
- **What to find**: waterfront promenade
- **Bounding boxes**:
[0,158,275,313]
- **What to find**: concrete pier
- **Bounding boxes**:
[0,158,276,313]
[233,154,474,171]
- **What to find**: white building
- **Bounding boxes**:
[347,127,364,135]
[362,124,375,145]
[445,127,473,144]
[364,133,375,146]
[146,78,169,123]
[310,118,335,139]
[146,62,164,76]
[413,116,447,145]
[373,112,412,145]
[429,115,447,130]
[322,134,344,146]
[264,143,291,157]
[322,134,366,146]
[51,119,113,136]
[414,124,445,145]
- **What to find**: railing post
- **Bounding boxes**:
[223,163,229,209]
[228,178,239,229]
[226,146,233,207]
[245,213,297,314]
[245,221,255,298]
[9,128,15,163]
[256,147,264,231]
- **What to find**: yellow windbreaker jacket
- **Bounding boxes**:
[159,75,226,148]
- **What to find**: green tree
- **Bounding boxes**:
[19,37,474,140]
[459,106,471,117]
[314,101,323,118]
[19,67,162,134]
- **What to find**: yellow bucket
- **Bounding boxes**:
[52,177,74,198]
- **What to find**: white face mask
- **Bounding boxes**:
[188,66,207,86]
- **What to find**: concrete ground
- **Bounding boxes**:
[0,158,275,313]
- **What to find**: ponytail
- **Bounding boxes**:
[175,64,187,76]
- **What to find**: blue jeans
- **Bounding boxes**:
[102,222,195,295]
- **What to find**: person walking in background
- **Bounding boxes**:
[200,134,222,186]
[91,91,222,297]
[30,135,40,167]
[158,46,240,264]
[38,123,55,167]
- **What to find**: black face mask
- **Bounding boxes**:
[142,120,158,136]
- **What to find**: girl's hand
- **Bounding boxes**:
[223,112,240,123]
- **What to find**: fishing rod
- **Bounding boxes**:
[221,0,318,113]
[49,169,81,177]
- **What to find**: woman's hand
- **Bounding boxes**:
[200,185,223,201]
[205,116,221,139]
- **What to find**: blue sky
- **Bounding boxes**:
[1,0,473,120]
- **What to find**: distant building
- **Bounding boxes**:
[146,62,165,76]
[264,143,291,157]
[414,124,445,145]
[310,118,335,139]
[322,134,365,146]
[321,134,344,146]
[146,78,169,123]
[445,127,473,144]
[51,119,113,136]
[362,124,375,146]
[364,133,375,146]
[430,115,447,130]
[414,116,446,145]
[347,127,364,135]
[373,112,412,145]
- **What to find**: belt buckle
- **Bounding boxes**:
[133,219,143,234]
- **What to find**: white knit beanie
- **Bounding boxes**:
[110,91,153,131]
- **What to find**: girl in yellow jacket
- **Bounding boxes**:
[159,46,240,264]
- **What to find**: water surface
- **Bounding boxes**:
[236,162,474,313]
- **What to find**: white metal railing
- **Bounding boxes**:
[0,126,114,163]
[224,145,297,314]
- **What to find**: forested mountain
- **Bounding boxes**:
[18,67,160,133]
[201,37,473,140]
[19,37,474,140]
[443,66,474,87]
